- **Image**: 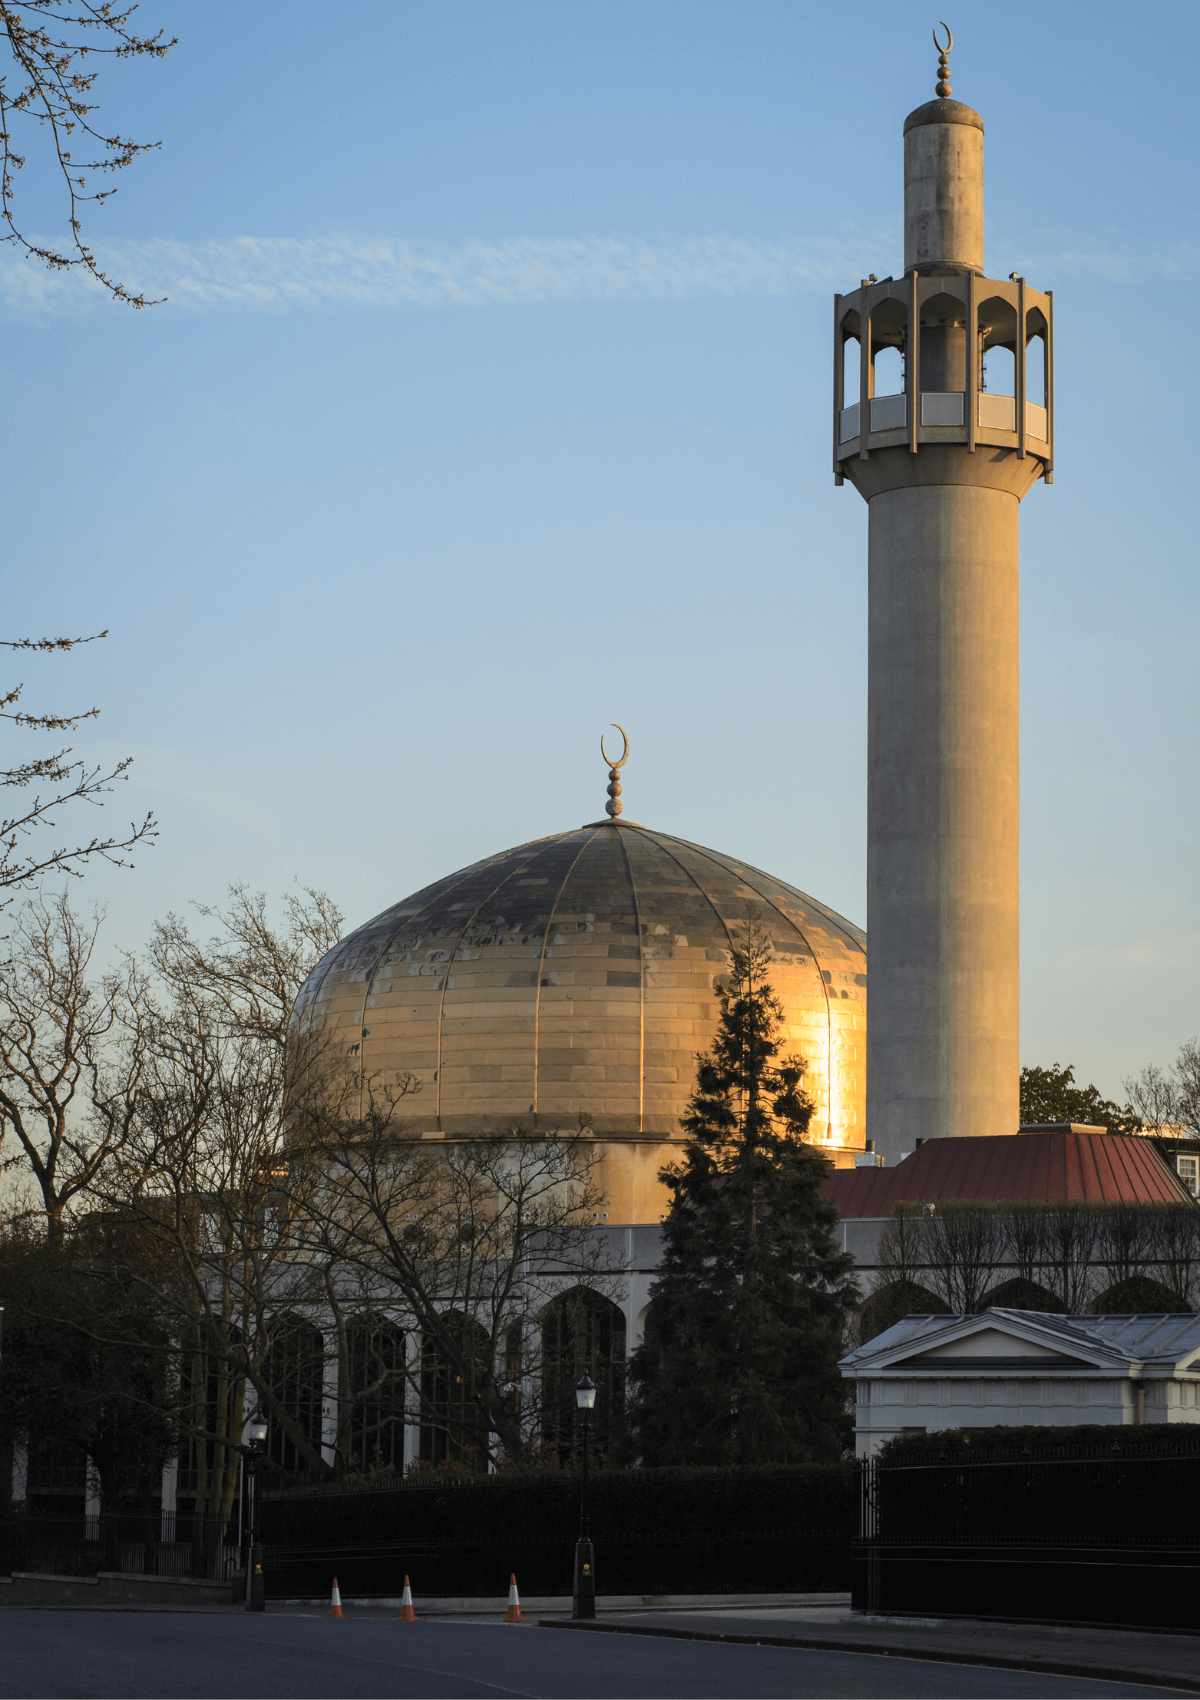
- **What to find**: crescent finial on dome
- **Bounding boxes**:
[600,723,629,819]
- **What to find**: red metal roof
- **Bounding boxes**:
[822,1130,1193,1218]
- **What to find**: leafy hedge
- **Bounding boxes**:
[260,1462,857,1597]
[876,1422,1200,1463]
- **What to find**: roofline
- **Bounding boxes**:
[840,1308,1144,1371]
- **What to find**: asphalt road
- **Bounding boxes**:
[0,1612,1186,1699]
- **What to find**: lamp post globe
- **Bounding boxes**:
[572,1375,597,1620]
[245,1411,268,1613]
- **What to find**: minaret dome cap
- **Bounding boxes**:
[903,98,983,135]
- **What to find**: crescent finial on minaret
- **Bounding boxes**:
[933,22,953,98]
[600,723,629,819]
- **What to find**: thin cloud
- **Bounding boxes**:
[0,230,888,315]
[1,230,1195,316]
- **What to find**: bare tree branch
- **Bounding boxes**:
[0,632,157,901]
[1,0,175,305]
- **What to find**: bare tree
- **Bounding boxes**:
[920,1202,1003,1313]
[96,886,346,1517]
[113,1007,338,1513]
[0,891,150,1236]
[1125,1041,1200,1140]
[1093,1202,1157,1293]
[1038,1203,1098,1314]
[1,635,156,901]
[150,885,344,1055]
[1,1,175,305]
[290,1087,616,1471]
[1148,1205,1200,1309]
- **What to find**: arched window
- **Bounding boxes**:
[870,296,908,401]
[978,294,1017,398]
[419,1312,491,1468]
[857,1279,950,1344]
[873,346,903,397]
[263,1314,325,1479]
[841,319,860,401]
[843,334,859,397]
[344,1317,406,1474]
[540,1286,627,1462]
[178,1323,244,1516]
[1094,1275,1188,1315]
[978,1277,1060,1312]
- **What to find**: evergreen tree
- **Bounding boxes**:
[625,917,858,1466]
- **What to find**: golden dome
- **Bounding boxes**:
[295,821,867,1156]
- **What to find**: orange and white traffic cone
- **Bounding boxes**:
[397,1575,418,1621]
[504,1574,527,1624]
[329,1578,344,1619]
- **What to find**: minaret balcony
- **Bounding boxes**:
[833,273,1054,483]
[836,392,1050,451]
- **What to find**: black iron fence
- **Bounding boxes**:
[854,1437,1200,1631]
[0,1511,237,1582]
[260,1464,856,1600]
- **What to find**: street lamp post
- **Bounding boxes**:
[244,1410,269,1612]
[572,1373,596,1621]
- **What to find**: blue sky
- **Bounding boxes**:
[3,0,1196,1100]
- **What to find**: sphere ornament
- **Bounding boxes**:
[934,21,953,98]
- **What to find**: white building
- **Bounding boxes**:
[840,1309,1200,1458]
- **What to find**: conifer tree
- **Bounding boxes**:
[625,916,857,1465]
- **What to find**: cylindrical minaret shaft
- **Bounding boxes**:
[867,483,1019,1153]
[833,52,1052,1165]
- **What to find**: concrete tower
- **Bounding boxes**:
[833,31,1053,1165]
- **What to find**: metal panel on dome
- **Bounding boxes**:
[291,822,868,1216]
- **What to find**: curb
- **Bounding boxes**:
[537,1617,1200,1693]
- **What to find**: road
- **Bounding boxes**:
[0,1611,1185,1698]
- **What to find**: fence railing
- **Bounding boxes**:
[0,1511,238,1582]
[859,1446,1200,1552]
[259,1464,857,1599]
[853,1443,1200,1631]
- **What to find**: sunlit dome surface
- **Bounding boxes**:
[295,821,866,1148]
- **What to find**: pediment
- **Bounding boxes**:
[917,1327,1071,1361]
[869,1321,1107,1371]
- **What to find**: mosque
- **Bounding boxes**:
[290,25,1194,1301]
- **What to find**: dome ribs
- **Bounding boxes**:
[531,829,605,1124]
[643,831,869,1149]
[292,821,868,1175]
[437,831,597,1128]
[533,827,640,1133]
[656,833,836,1140]
[612,827,645,1134]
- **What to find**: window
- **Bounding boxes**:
[540,1286,627,1462]
[345,1318,406,1473]
[263,1315,325,1479]
[1176,1155,1199,1197]
[419,1312,491,1467]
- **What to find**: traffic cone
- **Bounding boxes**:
[329,1578,344,1619]
[398,1575,418,1621]
[504,1574,527,1624]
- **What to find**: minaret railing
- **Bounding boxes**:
[831,273,1053,476]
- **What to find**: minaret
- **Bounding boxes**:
[833,29,1053,1165]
